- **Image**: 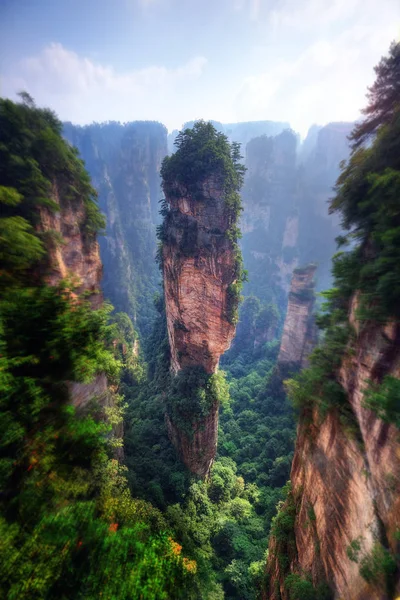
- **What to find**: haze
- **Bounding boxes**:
[0,0,399,136]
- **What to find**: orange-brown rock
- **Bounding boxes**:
[278,265,317,369]
[37,180,103,309]
[265,295,400,599]
[163,177,237,374]
[37,180,109,411]
[162,176,238,477]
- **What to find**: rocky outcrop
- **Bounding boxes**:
[161,124,243,477]
[278,265,317,369]
[36,177,109,412]
[37,181,103,308]
[266,296,400,599]
[162,176,237,375]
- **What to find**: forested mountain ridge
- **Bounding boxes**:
[265,41,400,600]
[240,121,353,313]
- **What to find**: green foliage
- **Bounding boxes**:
[0,96,105,240]
[165,366,230,436]
[350,41,400,148]
[0,100,198,599]
[286,44,400,430]
[161,121,245,209]
[284,574,332,600]
[347,537,363,562]
[270,483,296,545]
[363,375,400,428]
[330,110,400,321]
[122,295,294,599]
[359,542,397,593]
[0,280,199,598]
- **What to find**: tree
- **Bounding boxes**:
[350,41,400,148]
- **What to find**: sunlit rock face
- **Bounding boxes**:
[162,176,237,375]
[162,173,238,477]
[38,180,103,308]
[265,294,400,600]
[277,264,317,369]
[36,176,108,413]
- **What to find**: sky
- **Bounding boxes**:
[0,0,399,137]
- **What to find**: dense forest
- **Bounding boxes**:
[0,40,400,600]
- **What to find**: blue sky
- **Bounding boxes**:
[1,0,399,136]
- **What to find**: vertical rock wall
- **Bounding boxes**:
[265,295,400,599]
[277,265,317,370]
[162,176,237,477]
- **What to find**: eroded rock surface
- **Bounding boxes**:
[266,295,400,599]
[278,265,317,369]
[163,177,237,375]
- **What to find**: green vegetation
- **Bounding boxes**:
[161,120,245,214]
[284,574,332,600]
[0,97,197,599]
[286,42,400,427]
[350,41,400,148]
[347,538,396,596]
[363,375,400,428]
[0,94,105,240]
[121,294,295,599]
[166,367,230,437]
[359,543,397,592]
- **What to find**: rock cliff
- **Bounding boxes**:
[277,265,317,369]
[240,123,352,311]
[266,296,400,600]
[36,178,109,412]
[63,121,168,336]
[37,181,103,308]
[162,176,237,375]
[160,122,244,476]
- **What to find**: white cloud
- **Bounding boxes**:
[2,43,207,128]
[234,0,262,20]
[234,0,399,136]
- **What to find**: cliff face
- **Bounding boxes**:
[163,177,236,375]
[37,180,108,411]
[266,296,400,599]
[162,176,237,477]
[40,186,109,415]
[277,265,317,369]
[38,181,103,308]
[63,121,168,336]
[161,123,243,477]
[240,123,352,310]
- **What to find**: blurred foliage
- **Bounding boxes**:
[0,98,197,599]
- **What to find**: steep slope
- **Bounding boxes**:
[159,121,245,476]
[265,49,400,600]
[63,121,168,337]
